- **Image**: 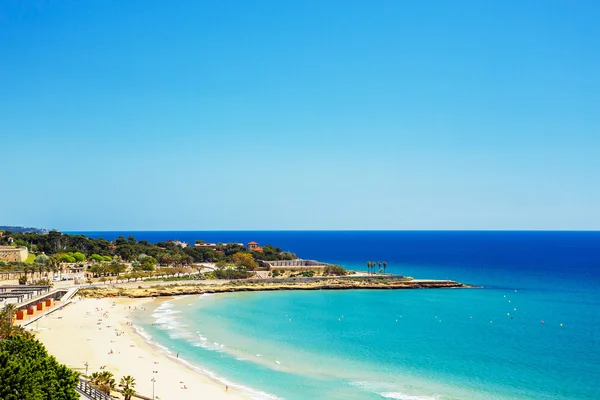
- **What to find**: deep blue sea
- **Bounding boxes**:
[72,231,600,399]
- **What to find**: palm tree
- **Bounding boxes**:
[10,324,32,339]
[119,375,136,400]
[48,255,61,278]
[383,261,387,274]
[46,258,56,280]
[90,372,102,387]
[43,264,51,280]
[366,261,370,275]
[0,303,17,338]
[23,265,32,282]
[0,304,31,339]
[36,264,44,281]
[91,371,115,395]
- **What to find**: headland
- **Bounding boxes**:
[78,277,469,298]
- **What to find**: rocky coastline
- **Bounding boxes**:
[78,277,471,298]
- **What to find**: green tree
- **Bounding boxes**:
[57,253,76,263]
[34,254,49,265]
[89,254,104,262]
[383,261,387,274]
[72,252,86,262]
[141,256,157,271]
[232,252,258,271]
[108,261,127,276]
[116,244,136,261]
[0,336,79,400]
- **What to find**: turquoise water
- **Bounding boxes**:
[108,231,599,399]
[135,285,599,400]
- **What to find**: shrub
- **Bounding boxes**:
[323,265,347,276]
[291,271,315,278]
[213,268,252,279]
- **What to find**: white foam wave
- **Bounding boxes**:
[152,300,185,330]
[350,381,440,400]
[174,357,283,400]
[137,300,281,399]
[379,392,440,400]
[132,325,154,344]
[186,337,224,352]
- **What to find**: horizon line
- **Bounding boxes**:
[58,229,600,232]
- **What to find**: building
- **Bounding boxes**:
[167,240,189,248]
[247,241,263,252]
[0,246,29,262]
[195,243,217,249]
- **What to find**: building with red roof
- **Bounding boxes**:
[247,241,263,252]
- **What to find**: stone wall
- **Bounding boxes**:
[262,259,331,269]
[0,246,29,262]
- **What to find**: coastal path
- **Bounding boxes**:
[76,378,116,400]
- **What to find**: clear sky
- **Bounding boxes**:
[1,1,599,230]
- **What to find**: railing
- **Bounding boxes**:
[76,378,116,400]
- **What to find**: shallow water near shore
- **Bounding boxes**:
[83,231,600,399]
[135,284,599,400]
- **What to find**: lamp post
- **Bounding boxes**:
[152,370,158,399]
[84,362,89,376]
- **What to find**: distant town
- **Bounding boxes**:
[0,229,350,285]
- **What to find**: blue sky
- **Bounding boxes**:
[1,1,599,230]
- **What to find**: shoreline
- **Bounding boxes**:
[32,278,470,400]
[34,296,250,400]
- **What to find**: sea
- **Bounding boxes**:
[71,231,600,400]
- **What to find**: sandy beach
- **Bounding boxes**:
[34,297,248,400]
